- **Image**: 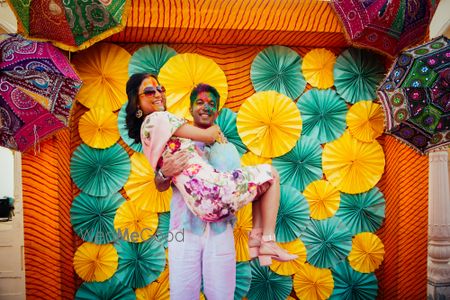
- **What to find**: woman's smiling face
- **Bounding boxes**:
[138,76,166,115]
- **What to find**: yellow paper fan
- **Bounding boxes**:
[114,200,159,243]
[322,131,385,194]
[72,43,130,111]
[240,152,272,166]
[233,203,253,262]
[136,267,170,300]
[124,152,172,212]
[302,48,336,89]
[237,91,302,158]
[293,263,334,300]
[348,232,385,273]
[158,53,228,120]
[78,108,120,149]
[73,242,118,282]
[270,239,307,276]
[303,180,340,220]
[347,101,385,142]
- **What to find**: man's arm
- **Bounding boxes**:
[154,150,190,192]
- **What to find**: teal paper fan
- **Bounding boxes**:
[301,217,352,268]
[71,192,125,244]
[276,185,310,243]
[114,238,166,288]
[235,262,252,300]
[334,48,385,104]
[70,143,131,197]
[128,44,177,76]
[335,187,386,235]
[251,45,306,100]
[75,277,136,300]
[297,88,348,143]
[215,108,247,155]
[272,135,323,192]
[118,103,143,152]
[247,259,293,300]
[330,261,378,300]
[155,212,170,248]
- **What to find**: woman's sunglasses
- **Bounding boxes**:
[139,86,166,97]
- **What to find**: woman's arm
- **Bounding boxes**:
[173,123,220,144]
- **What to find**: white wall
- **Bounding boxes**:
[0,147,14,198]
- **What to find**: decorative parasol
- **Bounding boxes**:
[302,48,336,89]
[272,135,323,192]
[78,108,120,149]
[269,238,307,276]
[293,263,334,300]
[156,212,170,249]
[330,261,378,300]
[114,201,159,243]
[215,108,248,155]
[301,217,352,269]
[118,102,142,152]
[241,152,272,166]
[73,242,118,282]
[303,180,340,220]
[348,232,385,273]
[158,53,228,120]
[75,277,135,300]
[135,267,170,300]
[275,185,310,243]
[377,36,449,153]
[70,143,130,197]
[336,187,386,235]
[0,34,81,152]
[250,45,306,100]
[72,43,130,111]
[124,152,172,212]
[233,203,252,262]
[235,262,252,300]
[297,88,348,143]
[247,260,293,300]
[70,192,125,244]
[128,44,177,76]
[237,91,302,158]
[322,131,385,194]
[6,1,131,51]
[346,101,385,143]
[334,48,385,104]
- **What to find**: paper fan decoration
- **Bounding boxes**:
[158,53,228,120]
[118,103,142,152]
[301,217,352,268]
[346,101,385,143]
[302,48,336,89]
[272,135,322,192]
[114,238,166,288]
[247,260,293,300]
[72,43,131,111]
[241,152,272,166]
[75,277,135,300]
[73,242,118,282]
[70,144,131,197]
[78,108,120,149]
[128,44,177,76]
[235,262,252,300]
[124,152,172,212]
[156,212,170,248]
[297,88,348,143]
[71,192,125,244]
[303,180,340,220]
[336,187,386,235]
[114,201,159,243]
[330,261,378,300]
[348,232,385,273]
[270,239,307,276]
[233,203,252,262]
[237,91,302,158]
[135,267,170,300]
[276,185,310,243]
[215,108,247,155]
[334,48,385,104]
[293,263,334,300]
[250,45,306,100]
[322,131,385,194]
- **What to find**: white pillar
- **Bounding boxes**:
[428,150,450,298]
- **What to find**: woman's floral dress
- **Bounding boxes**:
[141,111,273,222]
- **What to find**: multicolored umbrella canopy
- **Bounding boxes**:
[118,102,142,152]
[73,242,118,282]
[75,277,135,300]
[331,0,438,57]
[78,108,120,149]
[0,34,81,152]
[348,232,385,273]
[7,0,131,51]
[215,108,248,155]
[235,262,252,300]
[303,180,340,220]
[128,44,177,76]
[302,48,336,89]
[251,45,306,100]
[247,260,293,300]
[269,239,307,276]
[346,101,385,143]
[293,263,334,300]
[377,36,450,153]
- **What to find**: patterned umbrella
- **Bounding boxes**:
[377,36,450,153]
[0,34,81,152]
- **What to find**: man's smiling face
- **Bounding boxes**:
[190,91,219,128]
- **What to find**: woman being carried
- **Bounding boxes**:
[125,73,296,266]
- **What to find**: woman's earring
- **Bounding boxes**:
[136,109,143,118]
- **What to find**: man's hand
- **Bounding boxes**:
[155,150,190,192]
